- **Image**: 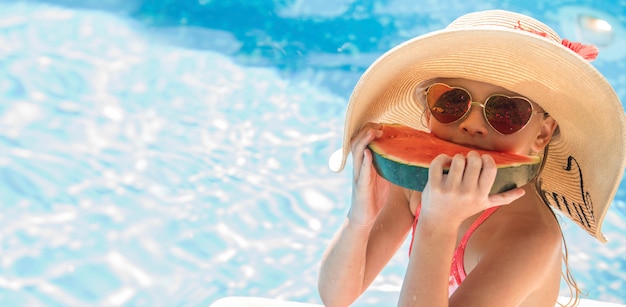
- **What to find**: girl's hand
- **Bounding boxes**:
[419,151,525,228]
[348,123,391,226]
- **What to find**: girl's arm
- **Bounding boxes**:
[318,124,414,307]
[399,214,458,306]
[318,183,413,307]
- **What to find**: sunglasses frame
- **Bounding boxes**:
[425,83,547,135]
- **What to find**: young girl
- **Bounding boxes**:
[318,10,626,307]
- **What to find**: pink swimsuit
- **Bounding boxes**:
[408,206,500,295]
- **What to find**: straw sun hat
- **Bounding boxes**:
[331,10,626,242]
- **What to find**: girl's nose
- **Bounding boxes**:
[458,105,489,136]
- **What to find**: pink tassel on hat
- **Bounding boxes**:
[561,39,599,61]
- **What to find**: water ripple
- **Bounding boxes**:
[0,2,624,306]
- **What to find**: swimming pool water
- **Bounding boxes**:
[0,0,625,306]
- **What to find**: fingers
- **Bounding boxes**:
[358,148,373,183]
[424,151,525,228]
[350,123,383,153]
[351,123,383,179]
[447,153,469,188]
[428,151,497,200]
[428,154,451,185]
[462,151,484,183]
[477,153,497,192]
[431,151,488,191]
[488,187,526,206]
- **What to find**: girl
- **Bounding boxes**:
[318,10,626,307]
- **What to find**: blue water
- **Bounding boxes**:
[0,0,625,306]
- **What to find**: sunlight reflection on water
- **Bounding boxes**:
[0,2,624,306]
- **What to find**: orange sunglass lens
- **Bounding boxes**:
[427,84,471,124]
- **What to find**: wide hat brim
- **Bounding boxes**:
[332,10,626,242]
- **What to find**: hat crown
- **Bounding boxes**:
[447,10,561,44]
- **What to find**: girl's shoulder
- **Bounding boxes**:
[478,199,563,257]
[461,201,563,300]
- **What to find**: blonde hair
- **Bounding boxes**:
[557,231,584,307]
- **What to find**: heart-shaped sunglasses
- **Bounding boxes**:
[425,83,547,135]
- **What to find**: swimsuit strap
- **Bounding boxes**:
[408,206,500,257]
[408,206,420,256]
[450,206,501,284]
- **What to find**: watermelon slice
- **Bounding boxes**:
[367,124,542,194]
